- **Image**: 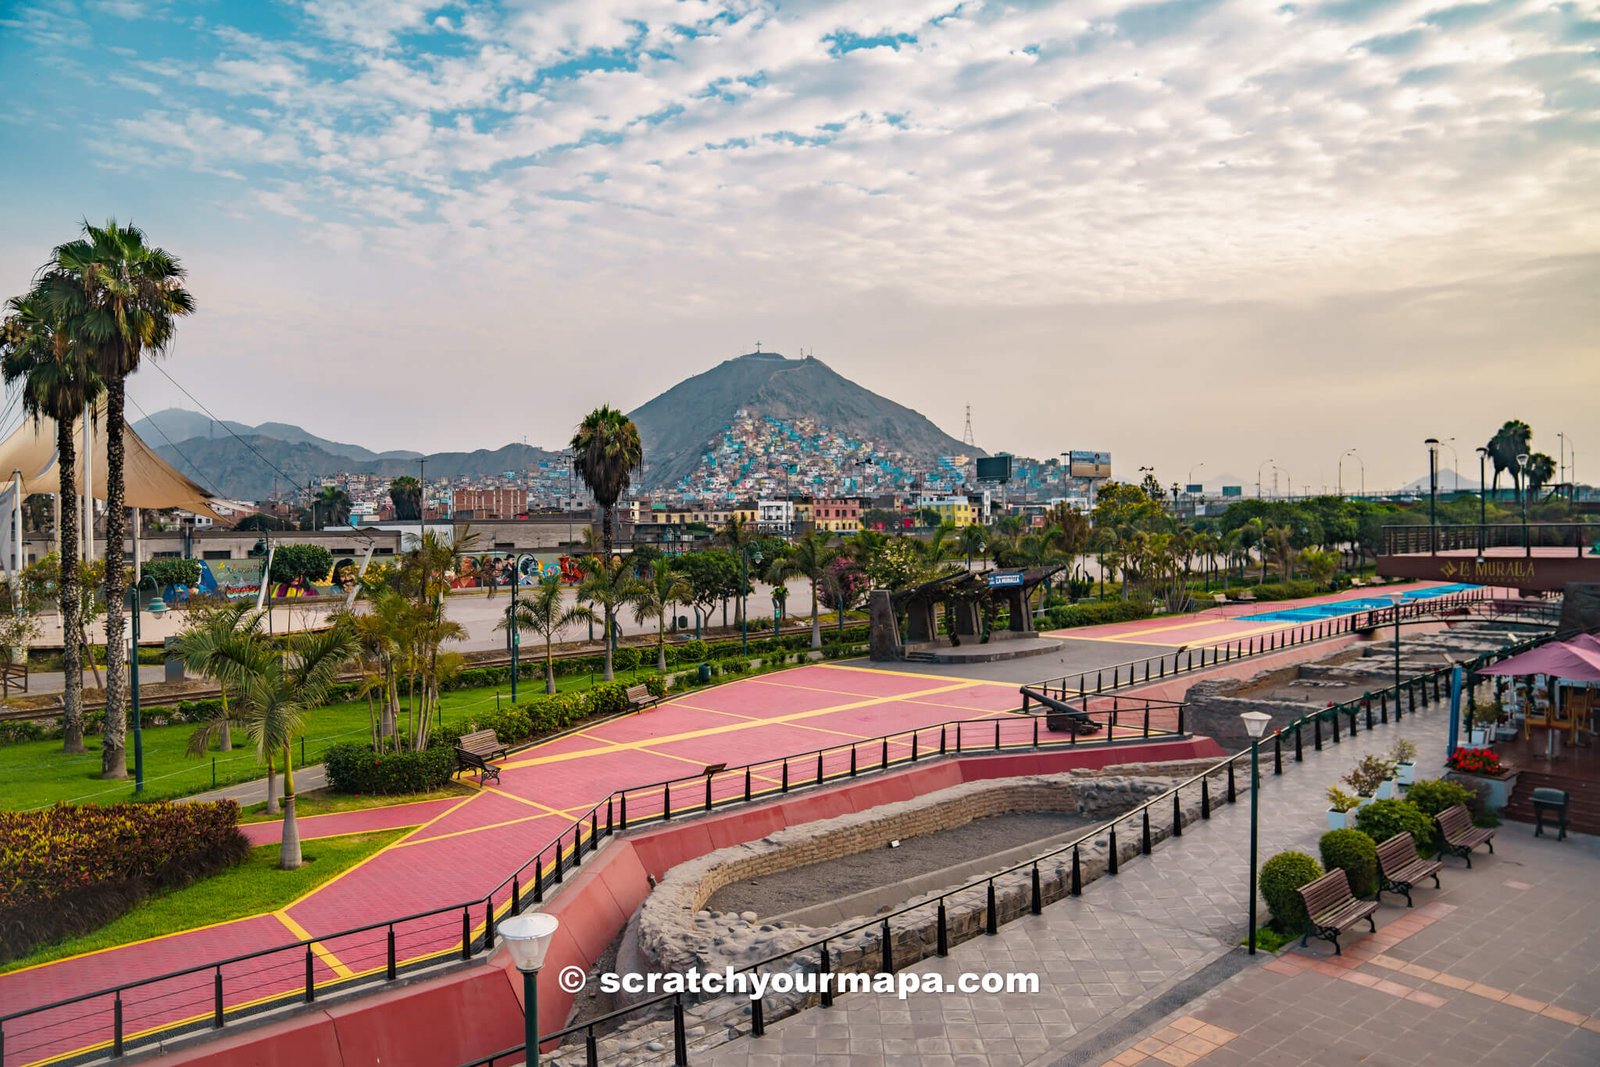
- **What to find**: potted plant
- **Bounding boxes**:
[1444,746,1518,810]
[1343,754,1396,802]
[1466,701,1496,747]
[1391,738,1418,787]
[1326,786,1360,829]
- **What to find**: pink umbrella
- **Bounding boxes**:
[1568,633,1600,654]
[1476,641,1600,683]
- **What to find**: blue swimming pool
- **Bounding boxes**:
[1241,584,1479,623]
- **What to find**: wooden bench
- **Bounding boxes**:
[1211,593,1232,606]
[454,728,507,786]
[1434,804,1495,867]
[1236,589,1257,602]
[1298,868,1378,955]
[1375,832,1442,907]
[625,683,661,712]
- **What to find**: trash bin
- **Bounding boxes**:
[164,636,186,683]
[697,663,712,684]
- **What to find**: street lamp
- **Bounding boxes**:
[506,553,536,703]
[1257,459,1273,500]
[1274,465,1291,501]
[1424,438,1440,553]
[740,544,763,656]
[1389,593,1404,716]
[498,912,559,1067]
[1442,439,1460,493]
[1240,710,1271,955]
[1474,447,1488,559]
[1516,452,1530,555]
[1344,449,1364,499]
[127,574,169,794]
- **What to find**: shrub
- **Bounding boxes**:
[323,742,456,795]
[589,682,631,715]
[0,801,249,962]
[1342,754,1396,796]
[1354,798,1434,850]
[612,646,641,673]
[681,640,709,662]
[1403,778,1474,818]
[520,692,589,734]
[1259,851,1323,933]
[1319,829,1379,899]
[1040,599,1156,630]
[1326,786,1360,813]
[464,706,532,746]
[643,674,669,698]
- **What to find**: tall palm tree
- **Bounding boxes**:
[577,554,641,681]
[631,563,692,673]
[718,516,756,628]
[388,476,421,521]
[500,580,595,693]
[1485,420,1532,496]
[51,220,194,780]
[570,406,643,554]
[1,282,103,754]
[313,484,353,528]
[959,524,986,571]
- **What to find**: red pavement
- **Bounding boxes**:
[0,663,1033,1067]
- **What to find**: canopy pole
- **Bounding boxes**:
[132,507,141,586]
[82,415,93,563]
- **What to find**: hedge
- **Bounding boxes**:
[0,801,250,962]
[1402,778,1475,818]
[1038,600,1157,630]
[323,742,456,795]
[1354,798,1435,851]
[1259,850,1322,933]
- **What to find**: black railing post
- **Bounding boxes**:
[1108,827,1119,874]
[1071,846,1082,895]
[881,919,895,973]
[1273,733,1282,775]
[1033,718,1039,748]
[673,995,688,1066]
[994,721,1001,751]
[937,900,949,955]
[461,909,472,961]
[534,852,545,902]
[1173,790,1183,837]
[850,745,858,777]
[1294,722,1303,762]
[588,1025,601,1063]
[215,966,225,1028]
[940,725,947,755]
[114,993,124,1057]
[815,752,823,785]
[820,942,833,1007]
[745,768,752,802]
[1331,708,1341,745]
[1365,700,1374,731]
[986,881,999,934]
[882,738,890,768]
[387,926,397,981]
[956,723,963,752]
[1142,808,1152,855]
[1313,715,1322,751]
[606,798,614,837]
[751,995,765,1039]
[662,782,672,820]
[308,942,319,999]
[705,774,714,813]
[1201,778,1211,818]
[1031,864,1043,914]
[1227,762,1237,804]
[619,793,628,832]
[782,761,789,793]
[485,897,496,946]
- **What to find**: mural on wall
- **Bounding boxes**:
[448,553,585,590]
[195,557,362,600]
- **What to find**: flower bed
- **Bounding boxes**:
[0,801,250,962]
[1446,746,1503,775]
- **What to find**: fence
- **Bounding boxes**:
[1383,522,1598,558]
[462,628,1554,1067]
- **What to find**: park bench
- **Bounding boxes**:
[1375,832,1442,907]
[1434,804,1495,866]
[625,684,661,712]
[1297,868,1378,955]
[454,728,506,786]
[1236,589,1257,602]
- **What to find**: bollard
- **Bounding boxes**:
[1108,827,1119,874]
[937,900,949,955]
[1071,846,1082,896]
[1031,864,1043,914]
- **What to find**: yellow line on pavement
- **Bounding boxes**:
[816,663,1019,688]
[274,911,354,979]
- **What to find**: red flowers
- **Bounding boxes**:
[1447,746,1503,775]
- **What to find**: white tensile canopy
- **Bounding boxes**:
[0,399,222,518]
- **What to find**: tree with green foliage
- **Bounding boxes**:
[268,543,336,589]
[578,554,641,681]
[782,529,835,650]
[1485,419,1531,496]
[672,549,739,638]
[571,406,643,554]
[50,220,194,781]
[312,484,354,528]
[500,580,595,693]
[1,286,102,754]
[176,602,265,759]
[632,563,692,673]
[388,476,421,521]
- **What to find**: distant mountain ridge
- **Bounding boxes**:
[136,353,979,500]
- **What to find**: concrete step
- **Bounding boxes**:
[1504,768,1600,835]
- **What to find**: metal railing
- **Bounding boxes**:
[1383,522,1599,558]
[463,629,1555,1067]
[1032,588,1487,697]
[0,700,1181,1067]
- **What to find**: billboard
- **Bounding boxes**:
[1221,485,1243,498]
[1185,483,1204,494]
[975,455,1013,483]
[1068,451,1112,479]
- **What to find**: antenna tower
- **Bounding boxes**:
[962,404,975,448]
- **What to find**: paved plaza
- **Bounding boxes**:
[705,680,1600,1067]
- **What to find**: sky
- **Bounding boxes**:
[0,0,1596,494]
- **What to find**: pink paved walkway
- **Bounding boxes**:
[0,664,1035,1066]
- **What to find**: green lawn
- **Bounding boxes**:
[238,784,473,823]
[0,829,405,975]
[0,665,665,810]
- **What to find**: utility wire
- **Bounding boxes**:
[125,392,225,499]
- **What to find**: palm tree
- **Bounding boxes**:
[344,588,409,749]
[233,624,359,869]
[959,524,986,570]
[718,516,756,629]
[312,484,353,528]
[1,282,103,754]
[175,602,264,757]
[501,580,595,692]
[388,476,421,521]
[577,554,641,681]
[631,563,692,672]
[1486,420,1532,496]
[1524,452,1556,497]
[570,406,643,554]
[785,529,836,650]
[51,220,194,780]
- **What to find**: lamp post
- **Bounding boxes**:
[1241,711,1271,955]
[740,544,762,656]
[1475,447,1488,558]
[1442,439,1460,493]
[1257,458,1273,500]
[506,553,535,703]
[127,575,169,794]
[1389,592,1404,714]
[1275,465,1291,501]
[1345,449,1364,499]
[498,912,559,1067]
[1516,452,1530,556]
[1425,438,1439,553]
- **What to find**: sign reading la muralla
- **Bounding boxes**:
[1380,552,1599,592]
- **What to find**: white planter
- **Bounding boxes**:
[1395,761,1416,787]
[1327,809,1356,830]
[1376,779,1397,800]
[1468,728,1492,747]
[1357,794,1376,809]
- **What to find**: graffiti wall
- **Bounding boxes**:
[449,553,584,590]
[195,558,361,601]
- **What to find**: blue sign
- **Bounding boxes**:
[987,571,1024,588]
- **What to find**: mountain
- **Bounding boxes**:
[628,351,979,488]
[133,408,422,464]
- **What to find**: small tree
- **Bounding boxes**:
[269,543,335,590]
[501,580,594,693]
[1259,851,1323,932]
